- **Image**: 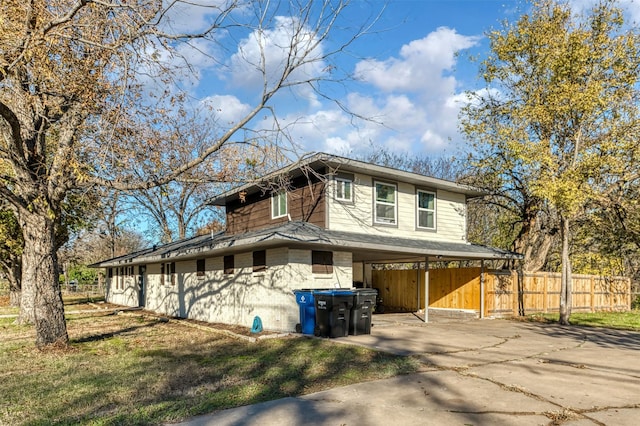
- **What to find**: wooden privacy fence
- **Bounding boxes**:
[371,267,631,317]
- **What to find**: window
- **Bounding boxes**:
[312,250,333,274]
[108,268,113,279]
[374,181,397,225]
[169,262,176,286]
[271,191,287,218]
[163,262,175,286]
[417,190,436,230]
[224,255,235,275]
[335,177,353,202]
[197,259,205,278]
[253,250,266,273]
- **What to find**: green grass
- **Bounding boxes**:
[0,311,419,425]
[526,310,640,331]
[0,294,105,316]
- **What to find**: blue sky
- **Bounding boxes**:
[159,0,640,159]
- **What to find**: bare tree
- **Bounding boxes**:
[121,109,276,243]
[0,0,380,346]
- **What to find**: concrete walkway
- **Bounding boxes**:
[174,318,640,426]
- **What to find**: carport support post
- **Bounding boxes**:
[480,260,485,319]
[424,257,429,323]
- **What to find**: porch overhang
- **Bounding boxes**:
[91,221,522,268]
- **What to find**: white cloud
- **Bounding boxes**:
[201,95,252,125]
[227,15,326,107]
[161,0,241,34]
[318,27,483,155]
[354,27,480,95]
[569,0,640,23]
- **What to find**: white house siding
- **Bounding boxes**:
[109,248,353,332]
[105,267,139,307]
[435,189,467,242]
[327,173,467,242]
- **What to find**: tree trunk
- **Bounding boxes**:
[559,216,572,325]
[8,270,21,308]
[18,212,68,347]
[512,206,559,272]
[9,289,21,307]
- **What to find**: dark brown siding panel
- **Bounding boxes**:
[289,180,326,226]
[226,180,326,234]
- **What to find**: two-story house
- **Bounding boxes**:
[94,153,520,331]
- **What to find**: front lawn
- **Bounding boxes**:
[0,310,419,425]
[526,310,640,331]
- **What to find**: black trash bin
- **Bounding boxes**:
[314,289,354,338]
[349,288,377,335]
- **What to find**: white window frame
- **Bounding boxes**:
[271,191,288,219]
[335,177,353,202]
[416,189,436,230]
[374,181,397,225]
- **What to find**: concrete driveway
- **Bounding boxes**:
[175,318,640,426]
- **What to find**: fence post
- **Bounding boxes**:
[511,270,517,316]
[543,273,548,313]
[590,276,595,313]
[610,278,614,311]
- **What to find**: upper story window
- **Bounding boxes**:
[374,181,397,225]
[271,191,288,219]
[335,177,353,202]
[417,190,436,230]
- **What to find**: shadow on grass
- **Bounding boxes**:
[63,296,106,306]
[70,318,167,344]
[2,315,419,426]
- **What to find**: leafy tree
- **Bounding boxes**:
[0,0,378,346]
[461,0,640,324]
[0,209,23,306]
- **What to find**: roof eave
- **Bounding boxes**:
[207,152,487,206]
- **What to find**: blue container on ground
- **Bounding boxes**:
[314,289,354,338]
[294,289,316,335]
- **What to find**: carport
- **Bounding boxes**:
[288,225,523,322]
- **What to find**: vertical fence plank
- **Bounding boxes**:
[371,268,630,315]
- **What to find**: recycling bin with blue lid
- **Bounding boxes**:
[293,289,317,335]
